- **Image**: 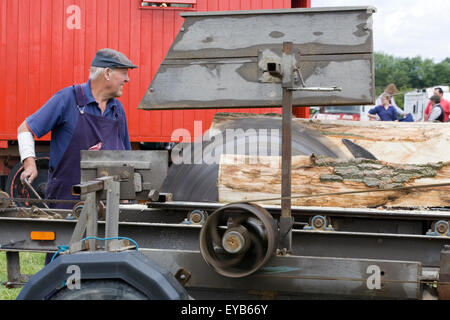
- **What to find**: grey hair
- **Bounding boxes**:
[89,67,107,80]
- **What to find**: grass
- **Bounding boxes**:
[0,252,46,300]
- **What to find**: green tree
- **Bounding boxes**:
[375,53,450,91]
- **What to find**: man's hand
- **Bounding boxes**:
[20,157,38,184]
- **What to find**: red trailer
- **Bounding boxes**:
[0,0,311,191]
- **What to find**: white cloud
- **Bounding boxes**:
[311,0,450,62]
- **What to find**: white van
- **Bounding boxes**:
[404,85,449,121]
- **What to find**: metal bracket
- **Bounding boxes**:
[69,176,130,254]
[97,166,135,200]
[426,220,450,237]
[182,209,208,225]
[175,268,192,287]
[303,215,335,231]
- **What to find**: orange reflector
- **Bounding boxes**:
[30,231,55,241]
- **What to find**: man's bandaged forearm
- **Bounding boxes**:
[18,131,36,162]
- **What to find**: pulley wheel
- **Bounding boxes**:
[5,153,49,208]
[71,201,105,220]
[199,202,277,278]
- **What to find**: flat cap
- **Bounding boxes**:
[91,48,137,69]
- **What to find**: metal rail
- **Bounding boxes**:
[0,215,448,266]
[147,201,450,221]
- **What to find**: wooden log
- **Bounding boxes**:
[218,154,450,208]
[295,119,450,164]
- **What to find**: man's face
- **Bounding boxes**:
[434,89,443,98]
[108,68,130,97]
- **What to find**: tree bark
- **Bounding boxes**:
[218,154,450,208]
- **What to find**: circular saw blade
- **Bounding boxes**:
[162,115,346,202]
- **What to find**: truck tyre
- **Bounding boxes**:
[50,280,148,300]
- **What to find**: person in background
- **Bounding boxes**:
[368,93,399,121]
[426,95,445,122]
[375,83,411,121]
[424,87,450,122]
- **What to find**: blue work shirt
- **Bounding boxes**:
[368,105,399,121]
[26,80,131,171]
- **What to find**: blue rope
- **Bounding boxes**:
[50,245,70,263]
[49,237,139,263]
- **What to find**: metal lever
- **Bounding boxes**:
[291,65,342,92]
[288,86,342,92]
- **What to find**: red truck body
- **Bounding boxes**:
[0,0,310,184]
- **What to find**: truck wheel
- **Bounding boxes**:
[49,280,148,300]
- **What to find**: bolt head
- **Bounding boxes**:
[312,217,325,229]
[436,222,448,234]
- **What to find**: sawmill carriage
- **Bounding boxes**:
[0,4,449,300]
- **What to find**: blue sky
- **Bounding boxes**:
[312,0,450,62]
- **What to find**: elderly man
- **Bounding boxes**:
[427,95,445,122]
[17,48,136,210]
[425,87,450,122]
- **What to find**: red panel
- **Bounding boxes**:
[228,0,240,11]
[4,0,18,137]
[62,0,74,91]
[138,6,154,139]
[51,0,64,95]
[96,0,107,49]
[240,0,252,10]
[251,0,263,9]
[143,0,197,3]
[0,0,308,144]
[17,0,30,127]
[293,107,310,118]
[108,0,120,49]
[29,0,40,121]
[128,1,142,139]
[292,0,311,8]
[39,0,52,106]
[84,0,97,69]
[73,0,86,83]
[118,0,132,117]
[148,9,164,138]
[0,0,7,136]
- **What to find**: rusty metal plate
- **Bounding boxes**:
[139,7,376,110]
[168,7,375,59]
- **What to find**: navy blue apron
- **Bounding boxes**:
[45,85,125,210]
[44,85,125,265]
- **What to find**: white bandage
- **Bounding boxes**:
[18,131,36,163]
